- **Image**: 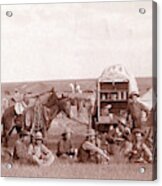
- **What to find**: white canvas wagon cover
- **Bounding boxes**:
[99,64,139,95]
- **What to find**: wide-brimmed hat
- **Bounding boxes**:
[118,117,127,126]
[35,131,43,140]
[124,127,131,135]
[14,88,19,93]
[62,128,72,136]
[86,129,96,136]
[104,104,112,109]
[19,130,30,138]
[50,87,55,93]
[129,91,140,98]
[4,90,10,95]
[132,128,144,136]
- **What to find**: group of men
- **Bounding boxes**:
[1,88,154,166]
[98,90,153,163]
[12,123,153,167]
[13,131,55,166]
[55,114,153,164]
[12,126,111,166]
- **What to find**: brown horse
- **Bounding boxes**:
[24,92,71,135]
[1,104,26,147]
[1,89,71,147]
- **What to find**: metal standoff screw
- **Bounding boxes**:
[139,167,145,174]
[6,11,13,17]
[6,163,12,169]
[139,8,146,14]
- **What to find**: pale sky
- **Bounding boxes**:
[1,1,153,83]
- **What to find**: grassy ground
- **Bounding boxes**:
[1,116,154,180]
[1,160,153,180]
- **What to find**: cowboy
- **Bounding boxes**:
[102,104,113,118]
[118,117,127,133]
[115,117,131,140]
[131,128,153,163]
[31,96,46,135]
[121,127,133,161]
[1,90,12,115]
[57,128,75,158]
[13,130,32,164]
[104,125,116,155]
[28,131,55,166]
[77,129,110,163]
[13,88,27,115]
[127,91,150,129]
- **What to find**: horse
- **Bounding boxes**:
[43,90,71,130]
[1,88,71,147]
[1,105,24,146]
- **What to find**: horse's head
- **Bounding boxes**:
[44,89,71,118]
[44,89,58,108]
[58,98,71,118]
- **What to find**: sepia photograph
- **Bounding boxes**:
[1,1,157,180]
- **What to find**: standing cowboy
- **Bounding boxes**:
[12,89,27,131]
[127,91,149,129]
[1,90,12,115]
[13,88,27,115]
[31,96,46,135]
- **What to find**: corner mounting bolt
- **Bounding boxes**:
[139,8,146,14]
[6,11,13,17]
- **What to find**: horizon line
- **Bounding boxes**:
[1,76,152,85]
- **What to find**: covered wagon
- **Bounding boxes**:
[92,64,139,132]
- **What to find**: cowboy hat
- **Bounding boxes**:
[35,131,43,140]
[118,117,127,126]
[86,129,96,136]
[104,104,112,109]
[4,90,10,95]
[14,88,19,93]
[19,130,30,138]
[129,91,140,98]
[132,128,144,136]
[62,128,72,136]
[124,127,131,135]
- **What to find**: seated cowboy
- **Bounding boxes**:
[57,128,75,158]
[77,129,110,163]
[101,104,113,120]
[13,130,32,164]
[130,128,153,163]
[103,125,116,155]
[115,117,131,141]
[28,131,55,166]
[121,127,133,161]
[117,117,128,133]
